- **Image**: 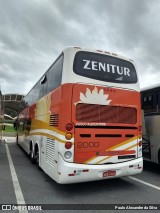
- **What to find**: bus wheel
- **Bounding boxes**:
[158,150,160,165]
[16,134,19,145]
[30,146,36,164]
[35,145,42,170]
[35,145,39,165]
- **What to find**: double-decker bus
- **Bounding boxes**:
[141,84,160,164]
[17,47,143,184]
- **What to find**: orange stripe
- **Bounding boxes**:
[106,136,138,151]
[95,143,138,164]
[84,136,138,164]
[97,150,135,156]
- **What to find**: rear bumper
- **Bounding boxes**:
[57,154,143,184]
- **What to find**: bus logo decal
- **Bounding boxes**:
[75,87,112,105]
[83,59,130,76]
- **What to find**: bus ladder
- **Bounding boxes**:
[142,135,151,159]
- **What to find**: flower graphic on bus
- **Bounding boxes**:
[75,87,112,105]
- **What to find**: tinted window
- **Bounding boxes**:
[47,54,63,93]
[73,51,137,84]
[142,91,160,113]
[23,54,63,106]
[39,75,48,99]
[24,82,40,105]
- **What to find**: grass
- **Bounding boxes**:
[2,125,16,137]
[4,126,15,132]
[4,125,16,133]
[2,124,16,137]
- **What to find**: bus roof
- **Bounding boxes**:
[141,83,160,92]
[63,46,135,64]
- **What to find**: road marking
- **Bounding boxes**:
[128,176,160,191]
[5,144,28,213]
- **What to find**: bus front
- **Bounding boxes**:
[58,47,143,183]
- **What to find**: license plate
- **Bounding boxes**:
[103,170,116,177]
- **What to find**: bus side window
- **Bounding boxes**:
[153,93,158,112]
[143,95,148,112]
[40,75,48,99]
[143,94,154,112]
[47,54,63,93]
[158,92,160,112]
[142,95,146,110]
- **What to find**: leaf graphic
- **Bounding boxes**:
[106,100,112,104]
[92,87,98,95]
[99,89,104,95]
[86,88,92,98]
[80,92,87,102]
[78,87,112,105]
[103,94,109,100]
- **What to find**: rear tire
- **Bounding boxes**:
[35,147,39,165]
[35,145,42,170]
[30,146,36,164]
[158,150,160,165]
[16,134,19,145]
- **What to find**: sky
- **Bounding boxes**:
[0,0,160,95]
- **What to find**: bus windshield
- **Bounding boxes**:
[73,51,137,84]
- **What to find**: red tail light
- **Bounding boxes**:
[65,142,72,149]
[138,126,142,132]
[66,123,73,131]
[139,141,142,147]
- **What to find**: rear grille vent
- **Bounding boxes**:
[76,103,137,124]
[125,134,134,138]
[50,114,59,127]
[118,155,136,159]
[80,134,91,138]
[95,134,121,138]
[46,138,55,167]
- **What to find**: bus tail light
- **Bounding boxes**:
[65,142,72,149]
[65,132,72,140]
[138,134,142,139]
[83,169,89,172]
[138,126,142,133]
[66,123,73,131]
[139,141,142,147]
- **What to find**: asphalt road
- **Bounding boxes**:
[0,137,160,213]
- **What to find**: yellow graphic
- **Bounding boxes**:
[95,143,138,164]
[84,136,138,164]
[35,94,51,123]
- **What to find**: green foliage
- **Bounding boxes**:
[4,125,15,132]
[4,100,24,118]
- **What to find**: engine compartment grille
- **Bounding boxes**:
[46,138,55,167]
[76,103,137,124]
[50,114,59,127]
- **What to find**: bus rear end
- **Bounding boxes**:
[57,48,143,183]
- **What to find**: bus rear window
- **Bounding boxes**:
[73,51,137,84]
